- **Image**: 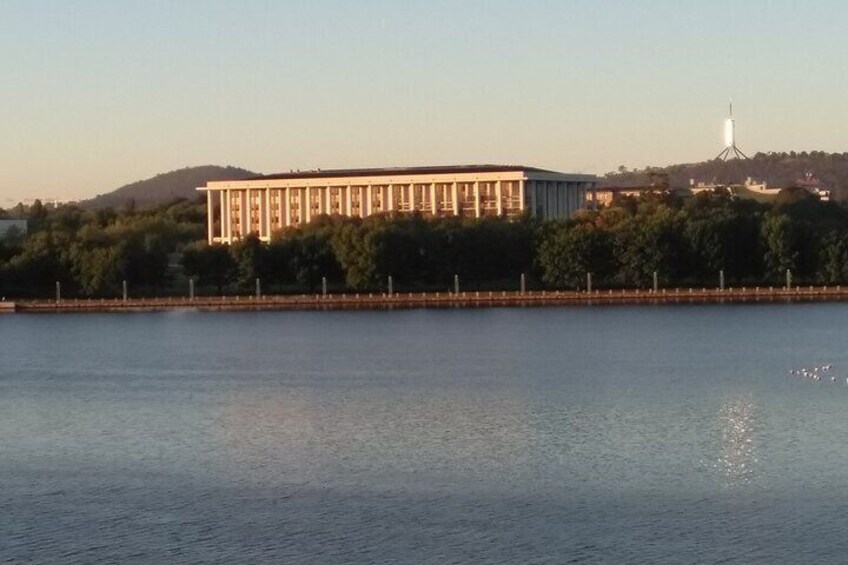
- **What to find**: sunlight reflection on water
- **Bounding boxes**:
[713,395,758,486]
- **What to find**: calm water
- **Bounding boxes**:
[3,305,848,563]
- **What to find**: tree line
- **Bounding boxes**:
[0,199,204,297]
[604,150,848,203]
[182,214,535,293]
[538,187,848,289]
[1,187,847,299]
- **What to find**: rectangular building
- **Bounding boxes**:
[199,165,596,244]
[0,219,27,240]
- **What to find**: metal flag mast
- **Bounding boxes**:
[715,98,749,160]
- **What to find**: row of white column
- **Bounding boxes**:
[525,181,590,220]
[207,180,529,244]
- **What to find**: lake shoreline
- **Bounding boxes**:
[5,286,848,313]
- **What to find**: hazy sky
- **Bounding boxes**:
[2,0,846,202]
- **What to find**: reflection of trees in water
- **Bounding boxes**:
[713,395,758,486]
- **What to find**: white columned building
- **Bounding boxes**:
[199,165,597,244]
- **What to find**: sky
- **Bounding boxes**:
[1,0,847,203]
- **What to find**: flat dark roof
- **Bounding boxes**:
[250,164,565,181]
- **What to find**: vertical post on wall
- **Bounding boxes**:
[653,271,658,293]
[454,274,460,295]
[55,281,61,303]
[786,269,792,290]
[189,277,195,301]
[519,180,526,215]
[344,185,352,216]
[719,270,725,291]
[255,278,261,299]
[388,275,393,297]
[241,189,248,239]
[285,187,292,227]
[322,276,327,297]
[520,273,526,295]
[430,183,438,216]
[206,190,214,244]
[264,188,272,239]
[587,272,593,294]
[122,280,127,302]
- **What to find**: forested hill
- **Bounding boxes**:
[603,151,848,202]
[83,165,258,209]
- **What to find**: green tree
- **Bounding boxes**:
[6,230,72,296]
[70,244,127,296]
[679,194,764,284]
[331,220,382,289]
[182,243,236,294]
[612,205,683,287]
[816,231,848,284]
[29,199,47,224]
[265,237,295,290]
[537,220,613,288]
[761,213,798,280]
[230,233,270,290]
[123,234,170,290]
[290,231,341,290]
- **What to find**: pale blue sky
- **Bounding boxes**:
[1,0,846,202]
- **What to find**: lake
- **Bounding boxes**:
[3,304,848,563]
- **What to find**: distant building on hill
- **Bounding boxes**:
[0,219,27,240]
[689,178,781,196]
[589,187,657,208]
[198,165,597,244]
[740,177,780,195]
[793,173,830,201]
[689,175,830,201]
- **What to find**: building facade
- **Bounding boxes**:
[199,165,596,244]
[0,219,27,240]
[588,187,651,208]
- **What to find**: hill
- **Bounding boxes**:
[602,151,848,202]
[83,165,258,209]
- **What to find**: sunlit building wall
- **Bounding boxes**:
[199,165,596,244]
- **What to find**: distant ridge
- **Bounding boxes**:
[602,151,848,202]
[83,165,258,209]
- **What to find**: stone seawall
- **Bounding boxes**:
[11,286,848,313]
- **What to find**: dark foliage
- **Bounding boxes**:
[1,199,204,297]
[536,189,848,288]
